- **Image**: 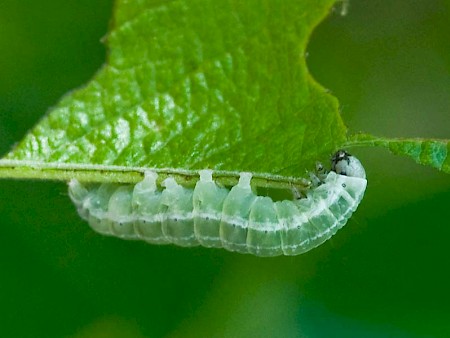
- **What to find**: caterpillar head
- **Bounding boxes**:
[331,150,366,179]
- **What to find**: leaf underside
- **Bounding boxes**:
[0,0,345,186]
[0,0,448,186]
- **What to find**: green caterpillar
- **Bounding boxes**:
[69,151,367,256]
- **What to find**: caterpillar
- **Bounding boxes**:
[68,150,367,256]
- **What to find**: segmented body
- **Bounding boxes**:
[68,151,367,256]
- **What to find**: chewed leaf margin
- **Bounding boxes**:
[0,0,346,186]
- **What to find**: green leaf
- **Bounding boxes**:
[0,0,344,189]
[1,0,447,187]
[345,133,449,173]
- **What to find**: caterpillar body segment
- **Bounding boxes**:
[193,170,229,248]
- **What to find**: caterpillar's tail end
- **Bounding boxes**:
[68,179,89,205]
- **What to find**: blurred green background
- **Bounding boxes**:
[1,0,449,337]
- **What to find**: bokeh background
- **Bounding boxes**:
[1,0,449,337]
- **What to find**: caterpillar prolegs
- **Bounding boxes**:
[68,151,367,256]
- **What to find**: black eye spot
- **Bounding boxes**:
[297,226,301,229]
[342,183,346,188]
[264,230,268,234]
